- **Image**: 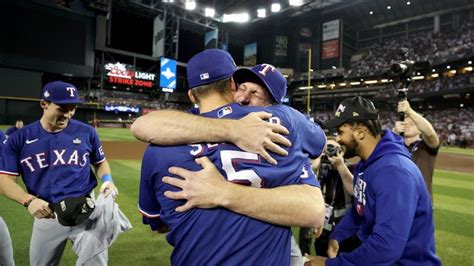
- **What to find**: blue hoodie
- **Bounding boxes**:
[327,130,441,265]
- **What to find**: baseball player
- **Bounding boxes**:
[5,120,24,137]
[0,129,15,266]
[139,49,325,265]
[0,81,117,266]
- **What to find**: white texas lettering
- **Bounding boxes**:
[68,150,79,165]
[36,153,49,169]
[21,157,35,172]
[53,149,66,165]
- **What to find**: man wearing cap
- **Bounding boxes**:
[0,81,117,265]
[305,96,440,265]
[138,49,325,264]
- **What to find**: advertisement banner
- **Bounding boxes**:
[153,15,165,58]
[205,29,218,49]
[160,58,177,92]
[244,42,257,66]
[322,20,340,41]
[275,36,288,57]
[322,39,339,59]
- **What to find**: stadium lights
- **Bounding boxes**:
[185,0,196,10]
[448,70,457,74]
[331,66,336,69]
[464,66,473,72]
[317,84,326,88]
[446,65,451,69]
[387,5,391,10]
[412,76,424,80]
[298,86,313,90]
[432,69,436,72]
[339,82,346,86]
[406,1,411,5]
[289,0,303,7]
[257,8,266,18]
[162,0,173,2]
[380,79,389,83]
[431,73,439,78]
[364,80,378,84]
[223,13,250,23]
[468,60,472,65]
[271,3,281,12]
[369,11,374,15]
[350,81,361,85]
[205,8,215,17]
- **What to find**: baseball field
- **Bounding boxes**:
[0,127,473,265]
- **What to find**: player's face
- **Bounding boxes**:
[335,124,359,158]
[402,117,420,138]
[43,102,77,130]
[15,121,23,128]
[233,82,273,107]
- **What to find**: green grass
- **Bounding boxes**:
[440,146,474,157]
[1,162,474,265]
[95,127,137,142]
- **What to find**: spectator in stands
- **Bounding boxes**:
[393,100,439,203]
[5,120,23,137]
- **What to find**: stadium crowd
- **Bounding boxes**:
[349,19,473,77]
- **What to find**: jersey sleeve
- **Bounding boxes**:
[290,108,326,158]
[297,158,321,187]
[89,128,106,164]
[138,145,165,231]
[0,133,21,175]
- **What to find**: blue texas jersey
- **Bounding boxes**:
[0,119,106,204]
[139,103,321,265]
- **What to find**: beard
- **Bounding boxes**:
[342,135,359,159]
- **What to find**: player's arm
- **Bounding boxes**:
[327,153,354,196]
[130,109,291,165]
[0,174,54,219]
[93,160,118,197]
[163,157,325,228]
[398,100,439,149]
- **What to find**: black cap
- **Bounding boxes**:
[50,195,95,226]
[324,96,379,129]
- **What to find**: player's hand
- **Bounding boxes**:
[28,198,55,219]
[231,112,291,165]
[312,227,324,239]
[397,100,412,115]
[304,255,327,266]
[327,239,339,258]
[163,156,229,212]
[327,151,344,169]
[100,181,118,198]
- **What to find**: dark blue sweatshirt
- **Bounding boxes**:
[327,130,441,265]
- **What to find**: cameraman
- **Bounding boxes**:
[299,138,357,256]
[394,100,439,202]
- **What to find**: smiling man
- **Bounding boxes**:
[0,81,117,266]
[305,96,441,266]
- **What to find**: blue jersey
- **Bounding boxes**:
[0,130,5,170]
[0,119,106,204]
[5,126,18,137]
[139,103,321,265]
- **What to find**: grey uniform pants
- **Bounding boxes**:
[0,217,15,266]
[30,217,108,266]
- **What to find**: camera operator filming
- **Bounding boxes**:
[300,138,357,257]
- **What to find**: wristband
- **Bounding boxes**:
[22,195,37,208]
[101,174,113,183]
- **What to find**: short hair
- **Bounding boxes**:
[190,78,230,103]
[348,119,382,137]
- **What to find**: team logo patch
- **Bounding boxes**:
[200,73,210,80]
[73,138,82,145]
[44,90,50,98]
[217,106,233,118]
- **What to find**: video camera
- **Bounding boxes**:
[320,143,342,167]
[388,48,430,83]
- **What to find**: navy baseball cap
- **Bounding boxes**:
[233,64,287,104]
[42,81,82,104]
[324,96,379,128]
[187,49,237,88]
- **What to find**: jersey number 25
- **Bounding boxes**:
[220,150,262,188]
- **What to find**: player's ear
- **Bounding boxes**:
[187,89,197,104]
[39,99,49,110]
[229,77,237,93]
